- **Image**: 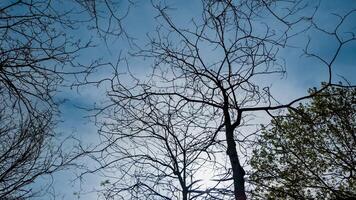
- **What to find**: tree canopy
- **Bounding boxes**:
[250,85,356,199]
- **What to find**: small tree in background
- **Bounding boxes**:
[250,85,356,199]
[90,95,230,200]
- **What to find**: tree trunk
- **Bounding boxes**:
[182,188,188,200]
[226,128,247,200]
[222,90,247,199]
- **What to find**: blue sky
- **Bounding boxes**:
[27,0,356,199]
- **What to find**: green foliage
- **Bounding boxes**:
[250,86,356,199]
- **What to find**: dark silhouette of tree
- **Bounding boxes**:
[250,85,356,199]
[0,0,131,198]
[89,96,232,200]
[0,0,84,198]
[86,0,356,199]
[0,108,68,199]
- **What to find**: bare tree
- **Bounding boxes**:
[0,0,131,198]
[0,0,132,116]
[0,0,86,198]
[89,0,356,199]
[85,92,234,199]
[0,107,72,199]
